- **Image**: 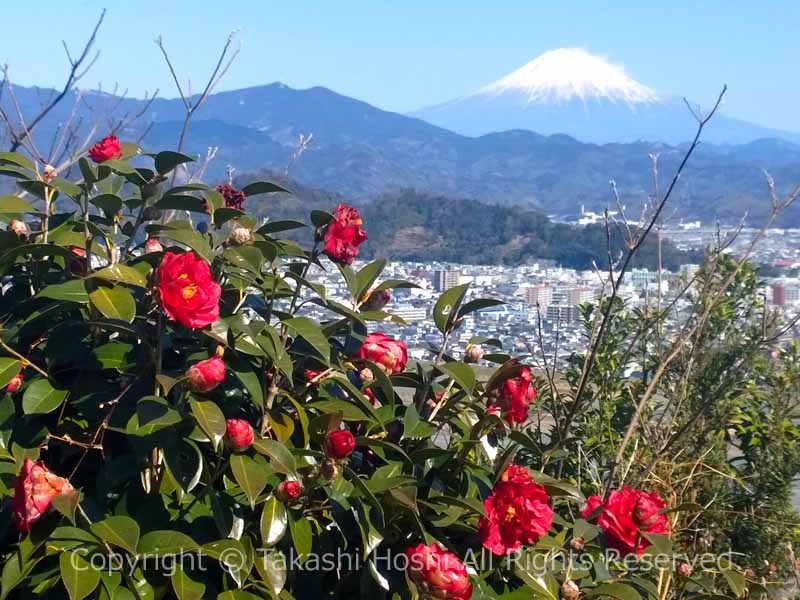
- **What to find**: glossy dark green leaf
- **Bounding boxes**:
[252,439,298,477]
[0,358,22,389]
[22,379,68,415]
[154,151,195,176]
[433,283,469,334]
[190,399,226,450]
[60,552,100,600]
[282,317,330,361]
[91,516,140,554]
[230,454,269,508]
[0,196,36,214]
[170,564,205,600]
[260,495,288,546]
[36,279,89,303]
[138,530,198,555]
[89,286,136,322]
[241,181,290,196]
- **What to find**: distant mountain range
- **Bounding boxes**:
[411,48,800,145]
[3,57,800,226]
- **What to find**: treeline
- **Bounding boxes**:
[235,173,700,271]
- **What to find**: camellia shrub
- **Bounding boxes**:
[0,137,769,599]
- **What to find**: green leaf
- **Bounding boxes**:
[22,379,68,415]
[354,259,387,302]
[0,196,36,214]
[155,151,195,176]
[36,279,89,303]
[91,516,140,554]
[90,264,147,287]
[260,495,288,546]
[586,583,642,600]
[102,160,137,176]
[155,195,207,213]
[1,548,40,600]
[170,564,205,600]
[241,181,290,196]
[60,551,101,600]
[441,361,476,394]
[288,512,313,561]
[252,439,298,477]
[0,358,22,389]
[157,228,213,263]
[138,530,198,555]
[282,317,330,361]
[91,194,123,218]
[51,491,81,525]
[190,399,226,450]
[136,396,182,435]
[433,283,469,334]
[402,405,437,439]
[230,454,270,508]
[0,152,35,171]
[89,286,136,322]
[257,220,306,235]
[255,549,286,595]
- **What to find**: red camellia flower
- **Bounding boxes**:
[323,204,367,265]
[276,480,302,502]
[88,135,122,163]
[491,367,536,424]
[216,184,246,210]
[356,332,408,375]
[6,372,23,393]
[225,419,254,451]
[581,487,671,556]
[157,251,221,329]
[186,356,226,393]
[13,459,73,533]
[324,429,356,459]
[404,543,473,600]
[478,464,553,555]
[304,369,325,384]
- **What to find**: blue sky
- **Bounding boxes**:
[2,1,799,130]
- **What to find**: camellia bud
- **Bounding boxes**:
[9,219,29,237]
[561,579,580,600]
[324,429,355,459]
[6,372,23,393]
[677,562,692,577]
[276,480,302,502]
[358,367,374,383]
[186,356,226,393]
[465,344,485,362]
[320,458,340,481]
[225,419,254,451]
[361,288,391,312]
[144,238,163,253]
[43,164,57,183]
[229,227,252,245]
[569,536,585,551]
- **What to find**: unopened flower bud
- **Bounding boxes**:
[43,164,57,183]
[324,430,355,459]
[276,480,302,502]
[9,219,28,237]
[186,357,226,393]
[229,227,252,245]
[6,372,23,393]
[144,238,163,253]
[561,579,580,600]
[361,288,391,311]
[358,368,374,383]
[570,537,585,551]
[225,419,254,451]
[677,562,692,577]
[465,344,485,362]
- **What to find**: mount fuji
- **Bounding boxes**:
[411,48,800,145]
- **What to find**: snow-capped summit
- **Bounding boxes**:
[411,49,798,144]
[477,48,659,105]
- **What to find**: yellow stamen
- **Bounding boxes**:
[182,284,199,300]
[504,507,516,522]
